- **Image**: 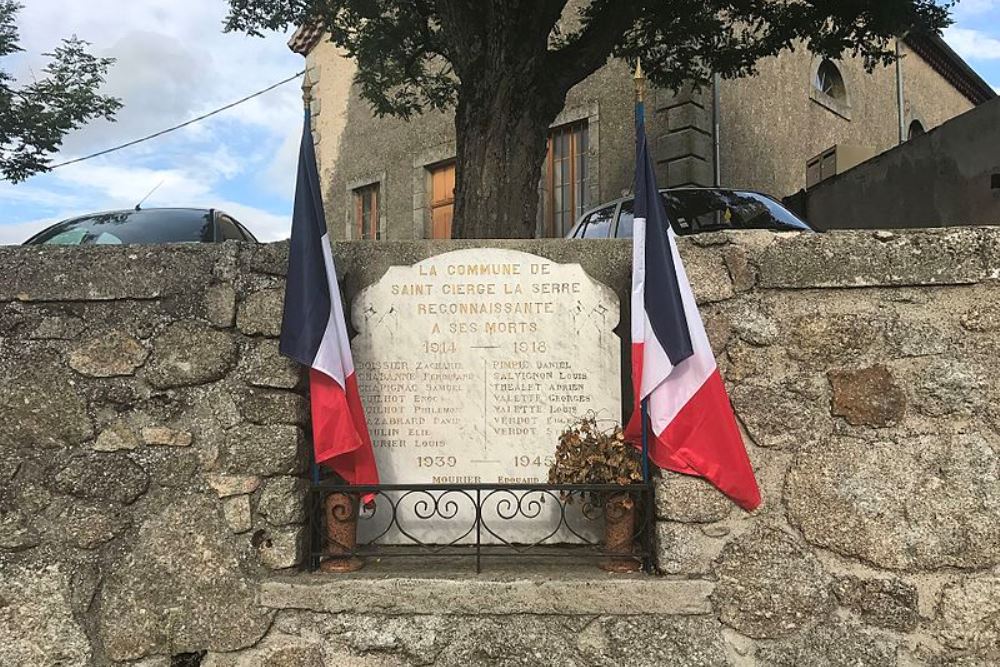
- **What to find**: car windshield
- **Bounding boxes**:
[662,190,810,233]
[29,210,214,245]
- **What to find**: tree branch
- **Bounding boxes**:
[545,0,640,93]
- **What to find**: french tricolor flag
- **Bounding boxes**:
[279,112,379,491]
[624,100,760,511]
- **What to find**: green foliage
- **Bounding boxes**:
[226,0,953,119]
[0,1,121,182]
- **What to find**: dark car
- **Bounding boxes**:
[566,187,815,239]
[23,208,259,246]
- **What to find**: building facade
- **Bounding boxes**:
[289,28,994,240]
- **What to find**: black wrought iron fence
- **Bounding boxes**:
[306,481,656,573]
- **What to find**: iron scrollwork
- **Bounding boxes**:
[307,482,656,573]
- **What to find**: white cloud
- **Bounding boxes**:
[952,0,1000,18]
[944,27,1000,61]
[0,217,61,245]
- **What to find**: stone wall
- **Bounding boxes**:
[2,228,1000,666]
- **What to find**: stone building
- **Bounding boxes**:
[288,28,995,240]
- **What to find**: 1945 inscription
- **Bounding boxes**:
[352,249,621,543]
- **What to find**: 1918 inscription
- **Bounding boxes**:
[352,249,621,543]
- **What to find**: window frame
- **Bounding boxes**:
[353,182,381,240]
[544,121,590,238]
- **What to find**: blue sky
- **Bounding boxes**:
[0,1,998,245]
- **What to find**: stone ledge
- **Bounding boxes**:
[261,570,714,616]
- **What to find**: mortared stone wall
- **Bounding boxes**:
[1,228,999,665]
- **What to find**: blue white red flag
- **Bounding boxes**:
[624,100,760,511]
[279,111,379,491]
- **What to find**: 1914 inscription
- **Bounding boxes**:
[352,248,621,543]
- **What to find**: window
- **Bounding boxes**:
[429,161,455,239]
[544,122,589,237]
[576,205,615,239]
[354,183,380,240]
[813,60,846,102]
[216,214,246,241]
[908,120,925,140]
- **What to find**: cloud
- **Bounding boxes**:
[0,217,61,245]
[944,27,1000,61]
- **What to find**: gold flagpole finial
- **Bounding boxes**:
[633,59,646,103]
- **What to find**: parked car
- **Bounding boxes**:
[23,208,259,245]
[566,188,815,239]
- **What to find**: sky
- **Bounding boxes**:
[0,1,998,246]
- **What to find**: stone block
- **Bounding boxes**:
[202,633,323,667]
[585,616,728,667]
[256,525,304,569]
[140,426,193,447]
[246,242,289,277]
[93,420,139,452]
[221,425,304,475]
[238,389,308,425]
[206,283,237,328]
[677,244,734,304]
[0,563,92,666]
[828,365,906,427]
[222,494,253,534]
[0,244,216,303]
[665,102,712,133]
[261,574,715,616]
[657,127,712,161]
[68,330,148,377]
[145,320,238,389]
[257,476,307,525]
[99,494,273,661]
[756,619,898,666]
[0,363,93,448]
[915,358,985,417]
[42,496,128,549]
[937,577,1000,651]
[656,522,727,575]
[832,575,919,632]
[755,228,989,289]
[665,155,714,188]
[240,339,302,389]
[785,434,1000,570]
[655,472,732,523]
[961,302,1000,331]
[723,245,756,292]
[206,474,262,498]
[786,312,884,367]
[730,378,831,449]
[53,452,149,505]
[712,527,833,639]
[236,288,284,337]
[0,507,40,551]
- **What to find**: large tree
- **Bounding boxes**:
[0,0,120,183]
[226,0,951,239]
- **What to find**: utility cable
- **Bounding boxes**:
[48,70,305,170]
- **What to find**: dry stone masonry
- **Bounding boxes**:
[1,228,999,665]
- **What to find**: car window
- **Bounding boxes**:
[216,214,246,241]
[28,210,214,245]
[663,190,811,233]
[580,205,615,239]
[616,198,688,237]
[616,201,634,238]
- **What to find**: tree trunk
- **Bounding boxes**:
[451,75,564,239]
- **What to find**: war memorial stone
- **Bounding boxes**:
[351,248,622,543]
